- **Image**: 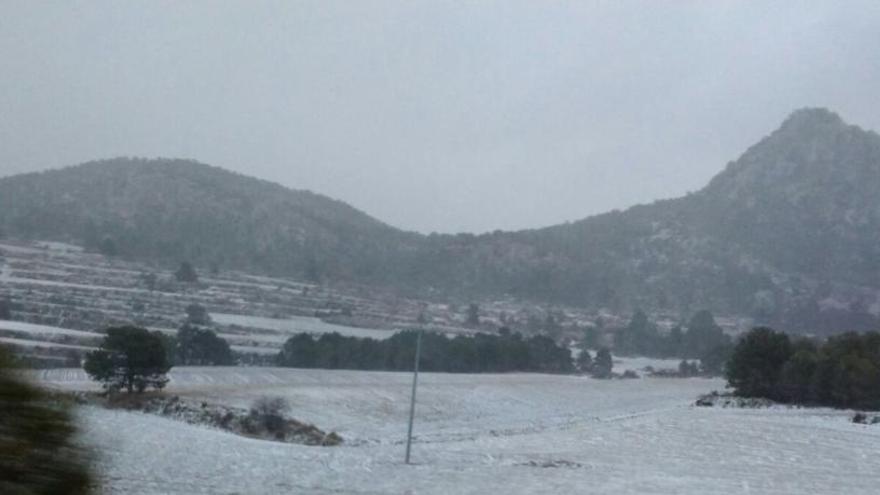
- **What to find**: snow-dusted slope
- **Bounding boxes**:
[38,367,880,494]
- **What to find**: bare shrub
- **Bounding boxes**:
[249,396,290,435]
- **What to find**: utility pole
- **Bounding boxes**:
[405,329,423,464]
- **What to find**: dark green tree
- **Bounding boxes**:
[175,261,199,283]
[176,325,234,366]
[466,303,480,327]
[699,341,734,376]
[813,332,880,408]
[777,342,819,403]
[0,298,10,320]
[582,326,599,350]
[682,310,730,358]
[666,325,684,356]
[592,348,613,378]
[615,310,664,356]
[83,326,172,393]
[98,236,118,257]
[0,348,94,494]
[678,360,699,377]
[277,333,318,368]
[577,349,594,373]
[725,327,792,400]
[185,303,211,325]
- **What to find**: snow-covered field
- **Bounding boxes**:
[37,367,880,494]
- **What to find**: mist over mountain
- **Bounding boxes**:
[0,160,422,284]
[2,108,878,334]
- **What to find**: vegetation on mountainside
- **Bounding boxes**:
[1,109,879,335]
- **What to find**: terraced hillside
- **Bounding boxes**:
[0,239,488,366]
[2,109,879,334]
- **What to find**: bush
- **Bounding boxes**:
[678,360,699,377]
[248,397,291,437]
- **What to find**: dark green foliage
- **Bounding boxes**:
[812,332,880,409]
[726,328,880,409]
[248,397,290,438]
[175,261,199,283]
[726,327,793,400]
[611,310,732,365]
[185,303,211,325]
[777,344,819,402]
[576,349,594,373]
[581,326,599,350]
[83,326,172,393]
[98,236,118,257]
[175,325,234,366]
[682,310,730,358]
[592,348,613,378]
[698,341,734,376]
[615,310,664,356]
[277,330,573,374]
[666,326,684,355]
[466,304,480,327]
[678,360,700,377]
[0,348,94,494]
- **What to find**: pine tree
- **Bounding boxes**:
[577,349,594,373]
[175,261,199,283]
[84,326,172,393]
[592,348,613,378]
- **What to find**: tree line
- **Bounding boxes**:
[727,327,880,409]
[606,309,733,374]
[277,329,574,374]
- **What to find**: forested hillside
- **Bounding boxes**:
[2,108,878,334]
[0,159,422,284]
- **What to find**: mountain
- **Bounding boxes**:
[1,108,878,334]
[410,108,880,331]
[0,159,421,283]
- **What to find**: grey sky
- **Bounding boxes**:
[2,1,879,233]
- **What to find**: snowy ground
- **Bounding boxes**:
[38,367,880,494]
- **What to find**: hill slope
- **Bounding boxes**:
[0,159,421,283]
[406,108,880,330]
[2,108,878,333]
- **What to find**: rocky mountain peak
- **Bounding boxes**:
[703,108,880,202]
[777,107,845,134]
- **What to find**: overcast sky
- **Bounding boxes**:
[2,1,879,233]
